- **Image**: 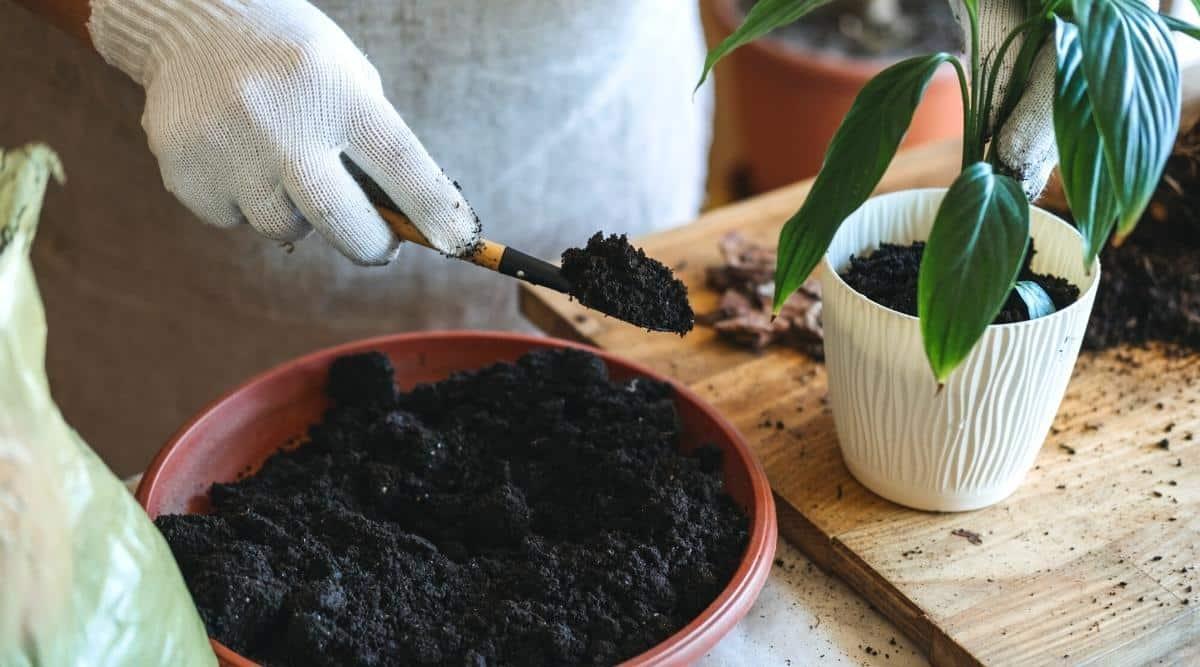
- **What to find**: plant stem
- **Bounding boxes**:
[966,3,983,165]
[952,57,973,168]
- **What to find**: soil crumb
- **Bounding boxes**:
[951,529,983,546]
[561,232,694,334]
[156,349,747,666]
[839,241,1080,323]
[699,233,824,356]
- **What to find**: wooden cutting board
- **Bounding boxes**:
[519,81,1200,666]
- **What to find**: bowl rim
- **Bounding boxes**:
[137,330,777,667]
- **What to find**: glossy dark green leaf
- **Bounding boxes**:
[1071,0,1180,236]
[1053,20,1119,268]
[696,0,831,90]
[773,53,959,312]
[1014,281,1057,319]
[1162,14,1200,40]
[918,163,1030,382]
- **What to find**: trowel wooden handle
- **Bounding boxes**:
[375,205,572,294]
[376,205,504,271]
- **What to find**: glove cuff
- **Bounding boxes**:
[88,0,159,85]
[88,0,253,86]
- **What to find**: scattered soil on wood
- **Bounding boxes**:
[739,0,961,59]
[561,232,694,334]
[1081,119,1200,352]
[839,241,1080,323]
[951,529,983,546]
[699,233,824,356]
[156,349,747,666]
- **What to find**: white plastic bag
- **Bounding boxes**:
[0,144,215,666]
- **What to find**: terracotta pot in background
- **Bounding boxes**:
[138,331,777,667]
[706,0,963,195]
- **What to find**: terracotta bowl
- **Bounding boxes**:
[137,331,777,666]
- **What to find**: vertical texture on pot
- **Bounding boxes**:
[820,190,1098,511]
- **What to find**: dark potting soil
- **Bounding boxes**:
[1080,119,1200,352]
[1083,212,1200,351]
[839,241,1080,323]
[739,0,962,59]
[561,232,695,335]
[155,349,747,666]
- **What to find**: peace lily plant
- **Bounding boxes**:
[701,0,1198,511]
[701,0,1197,383]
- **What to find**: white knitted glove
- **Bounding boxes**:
[951,0,1159,199]
[87,0,481,264]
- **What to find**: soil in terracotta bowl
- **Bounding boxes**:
[561,232,695,335]
[154,348,747,666]
[840,241,1080,323]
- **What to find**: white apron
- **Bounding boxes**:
[0,0,712,474]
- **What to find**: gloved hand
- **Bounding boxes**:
[951,0,1159,199]
[950,0,1057,198]
[88,0,481,265]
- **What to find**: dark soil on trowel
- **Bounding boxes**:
[561,232,695,335]
[839,241,1080,323]
[156,349,747,666]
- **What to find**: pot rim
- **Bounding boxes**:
[707,0,963,82]
[818,187,1102,332]
[137,330,777,667]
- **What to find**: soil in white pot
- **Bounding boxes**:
[840,241,1081,323]
[738,0,961,58]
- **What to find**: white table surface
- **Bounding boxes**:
[699,539,928,667]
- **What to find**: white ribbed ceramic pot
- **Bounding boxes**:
[820,189,1099,512]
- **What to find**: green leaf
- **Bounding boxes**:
[773,53,960,312]
[1162,14,1200,40]
[1053,20,1119,268]
[1014,281,1057,319]
[918,163,1030,383]
[1071,0,1180,237]
[696,0,831,90]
